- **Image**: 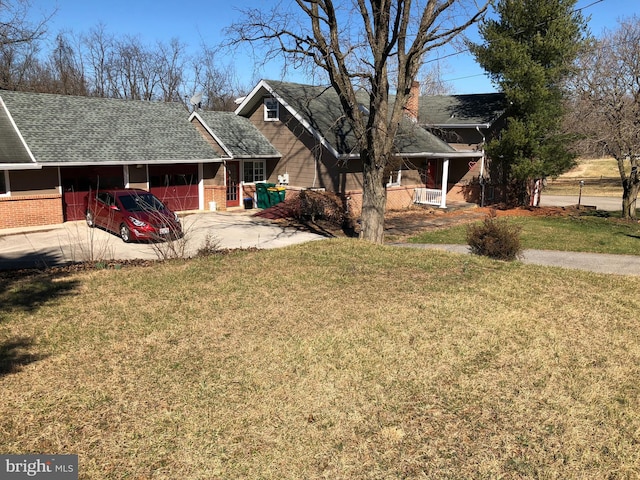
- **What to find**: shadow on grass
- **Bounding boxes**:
[0,336,49,376]
[0,269,80,317]
[0,250,71,271]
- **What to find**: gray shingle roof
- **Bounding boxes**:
[196,111,280,158]
[264,80,457,156]
[417,93,506,126]
[0,97,33,165]
[0,90,222,165]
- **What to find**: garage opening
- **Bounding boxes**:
[149,164,199,211]
[61,166,124,221]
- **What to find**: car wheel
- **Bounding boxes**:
[120,224,131,243]
[86,211,95,228]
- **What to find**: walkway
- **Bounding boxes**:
[393,243,640,276]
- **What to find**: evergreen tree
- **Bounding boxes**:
[469,0,588,205]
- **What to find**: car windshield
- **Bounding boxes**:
[118,193,165,212]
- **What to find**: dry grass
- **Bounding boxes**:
[2,240,640,479]
[545,157,622,196]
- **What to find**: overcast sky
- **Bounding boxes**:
[27,0,637,94]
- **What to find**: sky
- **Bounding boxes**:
[25,0,639,95]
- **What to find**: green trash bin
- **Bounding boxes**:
[256,183,276,208]
[267,186,286,206]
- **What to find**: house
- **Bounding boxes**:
[0,82,505,230]
[416,91,507,205]
[0,90,276,229]
[234,80,484,214]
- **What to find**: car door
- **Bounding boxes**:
[94,192,116,232]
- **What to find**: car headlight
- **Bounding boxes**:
[174,212,180,223]
[129,217,147,227]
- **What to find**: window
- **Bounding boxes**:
[0,171,7,195]
[243,161,266,183]
[264,98,279,121]
[387,169,402,187]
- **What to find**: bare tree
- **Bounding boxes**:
[228,0,488,243]
[156,38,186,103]
[81,24,115,98]
[420,61,453,96]
[567,16,640,219]
[0,0,53,90]
[0,0,51,47]
[188,45,245,111]
[50,32,88,95]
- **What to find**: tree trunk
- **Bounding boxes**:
[360,151,387,244]
[622,180,640,220]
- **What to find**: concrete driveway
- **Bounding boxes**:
[540,194,621,211]
[0,211,324,270]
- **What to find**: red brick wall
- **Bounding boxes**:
[344,185,418,217]
[204,185,227,211]
[0,194,63,229]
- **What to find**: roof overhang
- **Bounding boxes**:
[424,123,492,129]
[39,159,226,167]
[338,150,483,160]
[0,163,42,170]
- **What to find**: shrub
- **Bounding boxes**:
[293,190,346,226]
[466,211,523,261]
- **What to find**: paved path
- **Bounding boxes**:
[540,194,621,211]
[393,243,640,276]
[0,211,324,270]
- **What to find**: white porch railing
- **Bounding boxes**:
[413,188,442,206]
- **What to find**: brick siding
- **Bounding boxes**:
[0,194,64,229]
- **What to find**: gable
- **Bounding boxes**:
[237,80,457,158]
[194,111,280,158]
[0,96,36,167]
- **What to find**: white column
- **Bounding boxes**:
[198,163,204,211]
[439,158,449,208]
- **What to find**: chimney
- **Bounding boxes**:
[404,80,420,122]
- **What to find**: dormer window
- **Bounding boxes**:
[264,98,279,121]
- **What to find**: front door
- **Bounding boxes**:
[226,161,240,207]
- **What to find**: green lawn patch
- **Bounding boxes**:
[409,213,640,255]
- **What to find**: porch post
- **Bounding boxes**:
[440,158,449,208]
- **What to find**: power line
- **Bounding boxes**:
[426,0,608,76]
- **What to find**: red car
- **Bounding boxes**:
[85,189,182,242]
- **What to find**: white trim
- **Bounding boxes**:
[123,164,130,187]
[263,97,280,121]
[0,163,42,170]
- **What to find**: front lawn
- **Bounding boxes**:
[409,213,640,255]
[2,240,640,478]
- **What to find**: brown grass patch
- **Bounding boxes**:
[1,241,640,478]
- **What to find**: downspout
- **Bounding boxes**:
[476,126,486,207]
